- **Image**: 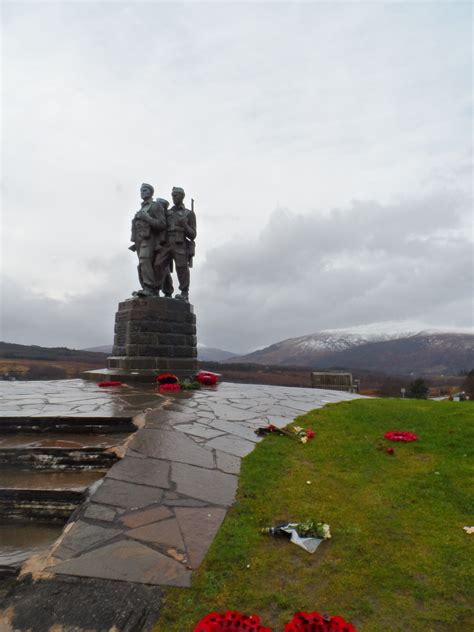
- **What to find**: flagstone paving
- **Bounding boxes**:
[0,379,362,588]
[0,379,162,418]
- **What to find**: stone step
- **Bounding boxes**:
[0,447,119,470]
[0,469,103,490]
[0,416,137,434]
[0,433,130,449]
[0,487,90,523]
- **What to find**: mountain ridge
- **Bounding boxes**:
[227,329,473,376]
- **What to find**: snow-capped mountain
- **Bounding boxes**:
[227,322,473,375]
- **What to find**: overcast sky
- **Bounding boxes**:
[1,1,472,353]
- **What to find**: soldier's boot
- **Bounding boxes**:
[174,292,189,302]
[137,286,157,298]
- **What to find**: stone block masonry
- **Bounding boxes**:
[84,297,198,382]
[109,297,198,377]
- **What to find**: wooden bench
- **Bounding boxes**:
[310,371,360,393]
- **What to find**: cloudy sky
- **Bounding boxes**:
[2,1,472,353]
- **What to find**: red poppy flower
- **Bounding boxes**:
[193,610,271,632]
[98,381,123,387]
[384,431,418,442]
[284,611,357,632]
[306,430,315,440]
[195,371,219,386]
[386,447,395,455]
[156,373,179,385]
[159,383,181,393]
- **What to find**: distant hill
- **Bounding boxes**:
[83,345,113,354]
[83,343,238,363]
[0,341,108,362]
[197,345,238,362]
[228,329,474,376]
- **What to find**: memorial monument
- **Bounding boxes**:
[85,183,198,381]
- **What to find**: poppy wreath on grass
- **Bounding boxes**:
[193,611,356,632]
[284,611,357,632]
[384,431,418,442]
[195,370,219,386]
[193,610,271,632]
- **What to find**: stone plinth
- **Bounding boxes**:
[85,297,198,382]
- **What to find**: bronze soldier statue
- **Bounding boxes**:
[154,186,197,301]
[129,183,173,297]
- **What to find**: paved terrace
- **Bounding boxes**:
[0,379,362,587]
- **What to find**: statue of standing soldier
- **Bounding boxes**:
[129,184,196,301]
[154,187,197,301]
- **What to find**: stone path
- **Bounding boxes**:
[31,381,362,587]
[0,378,163,418]
[0,379,362,588]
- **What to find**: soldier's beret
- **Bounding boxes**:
[156,197,169,210]
[172,187,185,195]
[141,183,154,195]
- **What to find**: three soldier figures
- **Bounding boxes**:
[129,183,197,302]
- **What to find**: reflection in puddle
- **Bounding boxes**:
[0,523,63,566]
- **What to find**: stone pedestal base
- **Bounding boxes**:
[84,297,198,383]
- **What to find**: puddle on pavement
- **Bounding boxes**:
[1,469,104,489]
[0,523,64,567]
[0,433,130,449]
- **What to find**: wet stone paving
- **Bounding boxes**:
[0,379,163,418]
[0,379,362,587]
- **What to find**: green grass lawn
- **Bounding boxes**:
[155,399,474,632]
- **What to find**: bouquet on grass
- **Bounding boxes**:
[261,519,331,554]
[255,424,315,444]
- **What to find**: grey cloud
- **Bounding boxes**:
[0,256,133,349]
[1,192,471,353]
[2,3,472,354]
[193,191,473,352]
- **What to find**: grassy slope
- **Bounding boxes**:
[155,400,473,632]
